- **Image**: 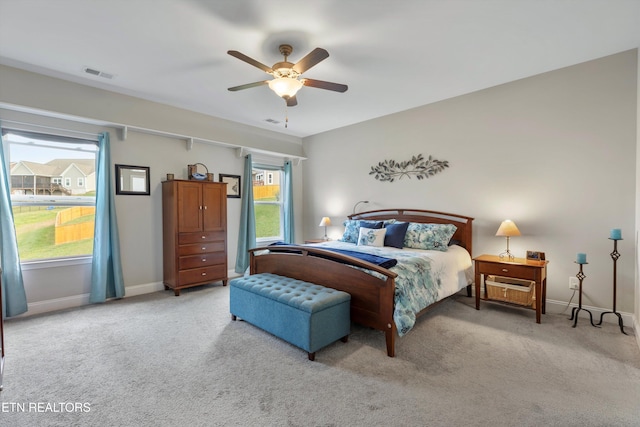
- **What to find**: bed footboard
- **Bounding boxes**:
[248,246,399,357]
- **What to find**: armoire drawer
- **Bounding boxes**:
[178,241,225,256]
[178,265,227,285]
[179,252,226,270]
[178,231,225,244]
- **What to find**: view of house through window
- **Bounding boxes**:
[4,130,98,262]
[252,167,283,241]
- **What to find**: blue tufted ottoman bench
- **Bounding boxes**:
[229,273,350,361]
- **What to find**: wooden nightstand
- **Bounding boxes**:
[474,254,549,323]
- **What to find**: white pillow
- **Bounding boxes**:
[357,227,386,247]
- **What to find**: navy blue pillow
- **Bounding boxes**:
[448,238,462,247]
[360,221,383,229]
[384,222,410,248]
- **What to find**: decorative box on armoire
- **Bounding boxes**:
[162,179,228,296]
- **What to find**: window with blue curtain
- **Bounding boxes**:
[235,155,294,274]
[0,125,124,312]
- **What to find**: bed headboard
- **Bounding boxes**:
[348,209,474,255]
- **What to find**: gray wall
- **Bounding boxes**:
[1,50,638,324]
[0,65,305,314]
[303,50,638,315]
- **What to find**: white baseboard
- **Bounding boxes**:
[546,299,635,329]
[123,281,166,297]
[20,283,639,350]
[22,281,165,317]
[24,294,91,317]
[20,276,243,318]
[469,288,635,332]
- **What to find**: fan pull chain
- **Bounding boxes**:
[284,104,288,128]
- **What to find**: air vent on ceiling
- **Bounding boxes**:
[83,67,114,79]
[264,118,281,124]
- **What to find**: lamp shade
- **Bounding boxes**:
[319,217,331,227]
[268,77,303,98]
[495,220,521,237]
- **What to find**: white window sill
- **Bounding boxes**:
[21,256,92,271]
[256,238,284,246]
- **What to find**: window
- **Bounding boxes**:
[252,167,283,241]
[3,130,98,262]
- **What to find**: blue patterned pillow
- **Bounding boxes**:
[403,223,457,251]
[358,227,386,247]
[339,220,383,243]
[360,221,383,229]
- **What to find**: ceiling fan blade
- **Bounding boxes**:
[292,48,329,74]
[285,95,298,107]
[227,50,273,73]
[301,78,348,93]
[227,81,268,91]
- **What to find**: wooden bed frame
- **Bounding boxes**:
[248,209,474,357]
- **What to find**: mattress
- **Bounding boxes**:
[309,241,474,336]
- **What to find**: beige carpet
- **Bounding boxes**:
[1,284,639,426]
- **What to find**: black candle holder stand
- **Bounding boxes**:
[569,262,598,328]
[596,238,628,335]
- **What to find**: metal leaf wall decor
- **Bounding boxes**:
[369,154,449,182]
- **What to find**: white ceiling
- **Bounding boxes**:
[1,0,639,138]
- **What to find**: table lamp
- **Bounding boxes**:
[319,217,331,240]
[496,219,520,260]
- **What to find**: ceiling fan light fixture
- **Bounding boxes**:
[228,44,347,107]
[268,77,303,98]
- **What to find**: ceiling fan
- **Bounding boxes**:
[227,44,348,107]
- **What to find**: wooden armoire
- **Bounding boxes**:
[162,180,228,296]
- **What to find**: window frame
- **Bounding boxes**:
[252,165,284,243]
[3,129,98,264]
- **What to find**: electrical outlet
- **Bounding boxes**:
[569,277,579,290]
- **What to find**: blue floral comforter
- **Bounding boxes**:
[310,241,473,336]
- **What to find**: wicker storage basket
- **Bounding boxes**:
[486,275,536,308]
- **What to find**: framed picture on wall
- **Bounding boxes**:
[219,174,241,198]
